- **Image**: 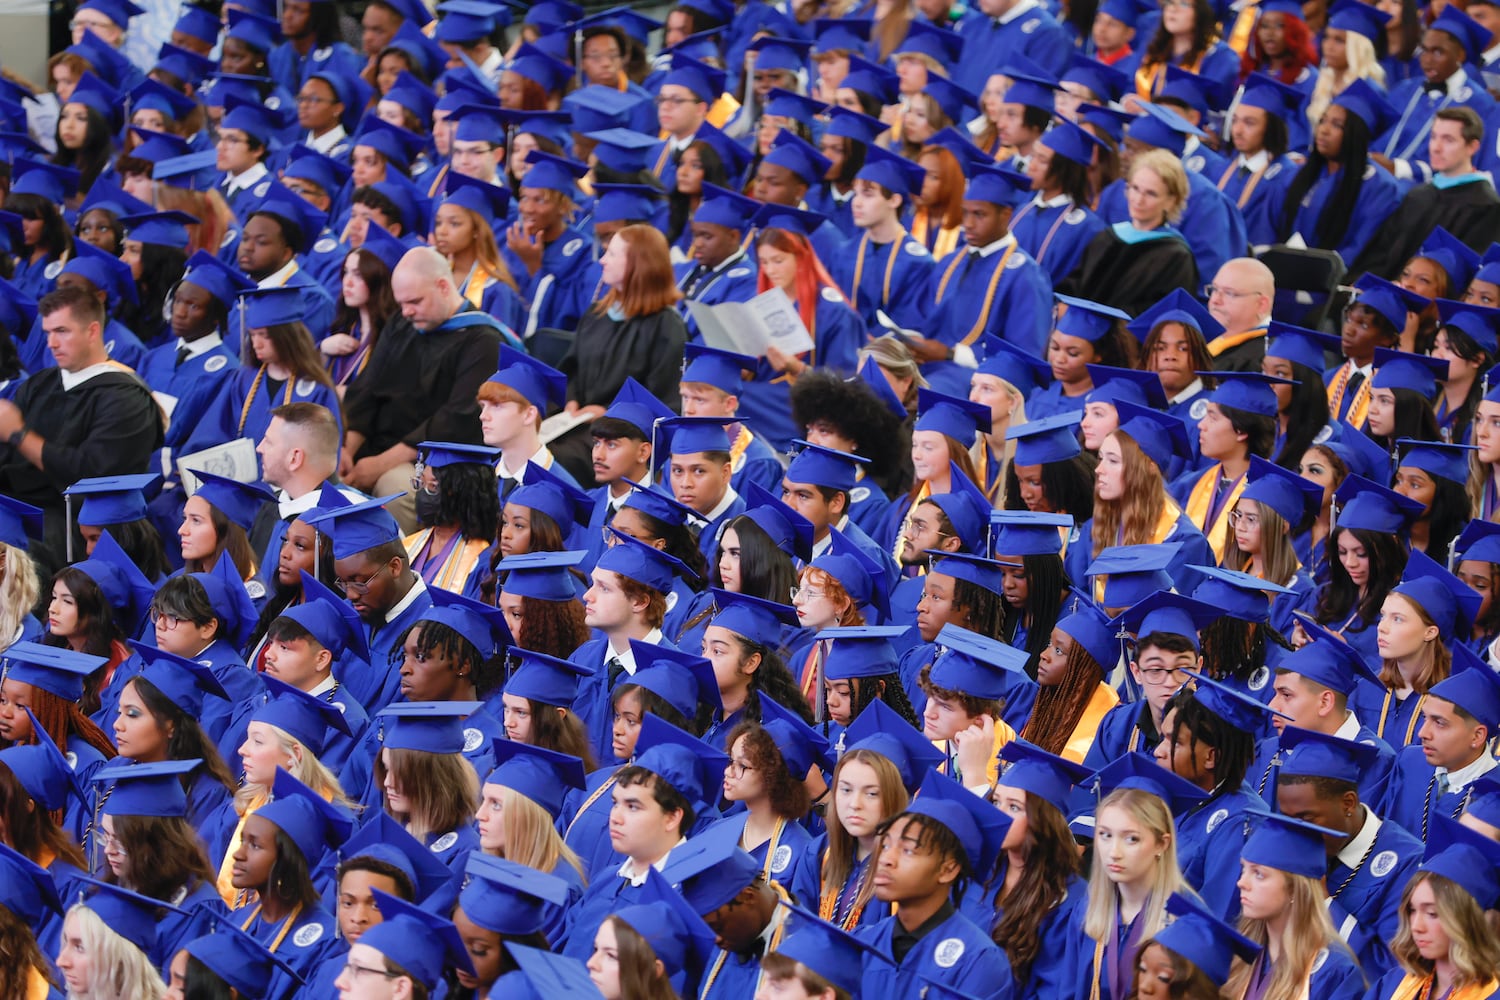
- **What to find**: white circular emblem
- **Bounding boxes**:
[265,96,282,111]
[314,46,332,59]
[1189,398,1209,421]
[771,843,793,873]
[1004,252,1025,270]
[1265,163,1283,180]
[333,701,347,714]
[221,228,239,248]
[904,241,928,256]
[665,589,679,611]
[295,378,316,398]
[1313,423,1333,444]
[463,727,484,753]
[562,238,583,257]
[1021,17,1039,32]
[431,830,459,853]
[728,267,750,278]
[1185,155,1204,173]
[65,751,78,768]
[253,181,271,198]
[1459,86,1473,101]
[1371,850,1397,878]
[934,937,966,968]
[1311,948,1328,973]
[44,261,62,279]
[1064,207,1087,224]
[850,486,870,503]
[1205,807,1229,833]
[1248,666,1270,691]
[204,355,227,373]
[198,659,213,668]
[105,338,116,355]
[314,236,338,254]
[821,286,842,302]
[292,923,324,947]
[246,580,267,600]
[1360,164,1376,181]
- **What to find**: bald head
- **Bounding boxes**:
[1207,258,1274,335]
[392,247,464,331]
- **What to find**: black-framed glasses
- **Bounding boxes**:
[342,961,398,980]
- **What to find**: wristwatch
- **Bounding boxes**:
[7,426,28,449]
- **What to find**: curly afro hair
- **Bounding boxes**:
[789,369,906,483]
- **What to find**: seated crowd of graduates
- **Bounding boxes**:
[7,0,1500,997]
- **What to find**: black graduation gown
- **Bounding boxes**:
[1350,177,1500,280]
[1057,230,1199,318]
[563,307,688,411]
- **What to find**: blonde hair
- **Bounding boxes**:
[486,784,586,882]
[1390,873,1500,990]
[1225,869,1360,1000]
[821,749,909,913]
[1307,33,1386,130]
[1092,431,1169,558]
[1128,150,1189,224]
[1083,788,1188,943]
[0,543,39,652]
[1221,500,1301,591]
[379,748,479,840]
[62,904,167,1000]
[858,335,927,410]
[233,722,353,814]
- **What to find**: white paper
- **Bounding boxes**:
[177,438,260,494]
[687,288,815,358]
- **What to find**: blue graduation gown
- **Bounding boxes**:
[677,251,760,341]
[100,318,147,371]
[504,226,594,336]
[708,813,821,908]
[1349,682,1428,749]
[12,253,62,304]
[561,764,629,880]
[736,291,864,452]
[805,184,857,239]
[1173,784,1259,921]
[1024,382,1092,422]
[1220,155,1299,247]
[181,365,343,464]
[1380,744,1494,841]
[1249,721,1395,807]
[830,231,937,333]
[303,229,349,298]
[346,583,434,716]
[1377,73,1498,182]
[152,880,225,972]
[135,337,239,423]
[1327,812,1423,979]
[192,638,260,746]
[1064,515,1214,600]
[695,493,749,562]
[1274,162,1402,266]
[571,634,678,765]
[61,736,109,850]
[1269,570,1318,638]
[559,868,659,961]
[856,906,1015,1000]
[1096,172,1248,296]
[953,4,1070,92]
[898,639,1038,732]
[1181,140,1232,184]
[729,425,787,497]
[1009,196,1107,286]
[846,473,892,541]
[924,240,1052,398]
[983,871,1085,1000]
[232,900,337,1000]
[268,39,365,90]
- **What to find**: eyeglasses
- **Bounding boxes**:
[655,95,698,106]
[296,94,334,105]
[1137,667,1182,682]
[70,17,114,31]
[1202,284,1257,300]
[906,517,951,538]
[789,586,826,603]
[149,611,185,630]
[100,829,126,854]
[335,563,391,595]
[1227,509,1260,527]
[342,962,397,980]
[726,758,757,777]
[408,476,439,496]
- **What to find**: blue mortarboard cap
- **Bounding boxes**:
[234,285,307,331]
[338,811,454,902]
[459,853,571,933]
[576,6,661,45]
[1203,371,1291,417]
[1085,542,1180,609]
[1062,52,1130,102]
[370,172,431,235]
[248,178,329,254]
[180,249,256,304]
[908,766,1011,875]
[377,701,484,753]
[67,28,135,89]
[1113,590,1220,648]
[91,758,196,817]
[1395,438,1477,486]
[503,944,605,1000]
[922,465,992,552]
[119,210,196,250]
[12,158,80,201]
[0,278,37,339]
[67,473,159,527]
[521,149,588,195]
[62,241,138,309]
[1264,321,1328,373]
[434,0,505,41]
[682,342,755,394]
[857,143,926,196]
[600,377,675,438]
[1113,399,1191,470]
[357,220,413,275]
[1078,102,1134,141]
[614,868,717,994]
[1466,773,1500,828]
[0,713,81,809]
[1085,365,1169,409]
[1428,643,1500,730]
[63,71,121,126]
[504,41,574,93]
[505,648,590,707]
[71,877,177,954]
[0,642,105,703]
[598,530,696,593]
[990,510,1072,557]
[786,439,869,493]
[1456,519,1500,564]
[78,177,152,220]
[153,42,216,85]
[1432,3,1493,54]
[997,739,1093,813]
[914,388,991,444]
[662,52,726,102]
[173,3,221,44]
[1038,119,1103,166]
[564,86,651,136]
[507,462,594,533]
[763,128,833,185]
[365,888,476,986]
[930,622,1029,699]
[150,150,221,190]
[1332,473,1423,531]
[1371,347,1446,396]
[817,624,904,680]
[709,588,799,647]
[858,354,909,420]
[1392,549,1482,638]
[664,821,766,912]
[130,639,230,715]
[1276,724,1380,784]
[1056,294,1130,342]
[693,182,759,230]
[895,18,963,63]
[675,0,730,22]
[225,8,281,51]
[1419,814,1500,909]
[1158,893,1263,987]
[1259,0,1307,14]
[1237,72,1303,119]
[634,712,730,808]
[1006,411,1083,466]
[1159,64,1213,114]
[927,550,1007,595]
[420,586,513,659]
[279,570,369,660]
[842,698,946,790]
[758,694,833,776]
[775,902,891,995]
[0,494,42,548]
[1184,669,1291,730]
[840,54,899,103]
[1437,298,1500,356]
[418,440,501,471]
[1332,77,1397,134]
[0,842,61,924]
[220,94,280,147]
[922,75,977,125]
[351,114,425,172]
[1055,596,1119,670]
[1416,226,1480,288]
[251,676,352,757]
[809,529,890,620]
[740,481,816,561]
[762,88,827,127]
[1275,619,1381,695]
[1241,454,1321,526]
[626,641,723,717]
[592,182,663,224]
[78,0,143,23]
[1125,101,1204,155]
[187,468,274,531]
[1091,751,1209,813]
[745,34,813,72]
[976,333,1052,394]
[303,493,405,559]
[1328,0,1385,39]
[664,414,735,454]
[181,918,304,998]
[486,740,586,819]
[999,66,1057,113]
[813,15,872,53]
[496,550,586,602]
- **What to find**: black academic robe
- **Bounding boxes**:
[343,311,502,458]
[1057,230,1199,318]
[1350,177,1500,281]
[563,308,687,412]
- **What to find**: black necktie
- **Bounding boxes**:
[1427,85,1447,98]
[1238,165,1251,177]
[682,264,706,297]
[1345,370,1366,402]
[962,249,982,278]
[175,344,191,367]
[608,656,627,689]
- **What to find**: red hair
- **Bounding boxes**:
[754,228,845,325]
[1241,11,1319,81]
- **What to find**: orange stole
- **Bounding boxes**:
[1062,683,1120,763]
[1093,502,1183,603]
[1182,463,1247,562]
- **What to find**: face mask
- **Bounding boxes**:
[415,490,443,527]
